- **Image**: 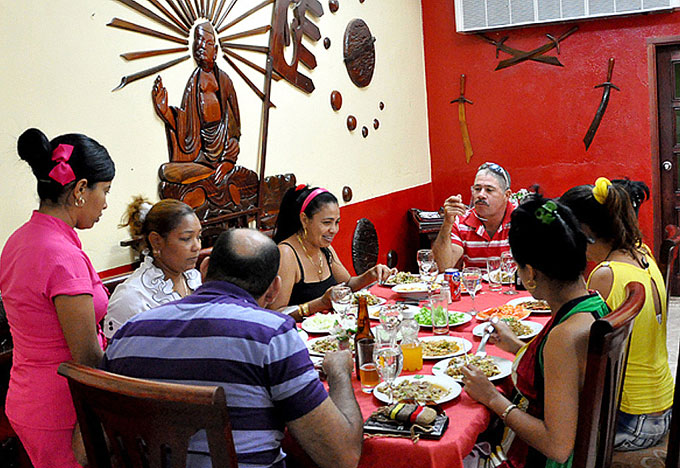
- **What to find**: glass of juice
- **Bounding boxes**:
[357,339,380,393]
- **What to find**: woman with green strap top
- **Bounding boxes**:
[460,194,609,468]
[561,178,673,451]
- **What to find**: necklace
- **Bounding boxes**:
[297,233,324,278]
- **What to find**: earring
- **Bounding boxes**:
[303,226,308,239]
[524,279,537,291]
[74,197,85,207]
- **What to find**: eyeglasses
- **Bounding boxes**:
[478,162,510,190]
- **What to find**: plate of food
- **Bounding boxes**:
[373,374,461,405]
[472,319,543,340]
[475,304,530,322]
[415,307,472,328]
[420,336,472,360]
[432,355,513,382]
[369,303,419,320]
[350,290,387,315]
[392,282,441,300]
[482,270,514,284]
[506,297,552,314]
[306,336,354,356]
[381,271,421,287]
[297,329,309,342]
[300,313,342,334]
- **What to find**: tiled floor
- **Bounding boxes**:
[668,297,680,376]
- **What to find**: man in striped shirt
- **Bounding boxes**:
[433,162,516,269]
[101,228,362,468]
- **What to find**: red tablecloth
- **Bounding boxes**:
[291,285,551,468]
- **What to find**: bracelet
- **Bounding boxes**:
[500,403,518,422]
[301,303,311,317]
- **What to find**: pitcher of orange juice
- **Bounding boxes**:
[400,307,422,371]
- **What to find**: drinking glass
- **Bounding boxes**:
[462,267,482,315]
[331,286,354,326]
[417,249,437,282]
[357,339,380,393]
[486,257,503,293]
[378,304,402,346]
[374,344,404,403]
[429,292,449,335]
[501,252,518,295]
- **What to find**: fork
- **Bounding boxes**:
[475,317,499,358]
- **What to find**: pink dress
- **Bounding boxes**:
[0,211,108,468]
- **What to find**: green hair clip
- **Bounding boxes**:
[535,200,558,225]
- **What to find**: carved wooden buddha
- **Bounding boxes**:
[152,21,257,221]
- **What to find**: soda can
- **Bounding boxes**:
[446,268,462,302]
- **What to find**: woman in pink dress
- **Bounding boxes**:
[0,128,115,468]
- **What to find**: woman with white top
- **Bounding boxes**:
[104,197,202,338]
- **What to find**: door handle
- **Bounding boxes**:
[663,161,673,172]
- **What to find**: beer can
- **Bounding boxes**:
[445,268,461,302]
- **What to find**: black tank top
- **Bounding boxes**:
[280,242,338,306]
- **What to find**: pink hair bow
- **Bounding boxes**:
[48,144,76,185]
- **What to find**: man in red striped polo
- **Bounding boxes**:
[432,162,516,270]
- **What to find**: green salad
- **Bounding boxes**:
[415,307,467,326]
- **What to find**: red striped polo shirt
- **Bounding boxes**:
[450,200,517,268]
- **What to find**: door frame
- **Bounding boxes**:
[647,35,680,261]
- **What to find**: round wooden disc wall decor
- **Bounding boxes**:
[343,19,376,88]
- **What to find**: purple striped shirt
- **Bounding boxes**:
[102,281,328,468]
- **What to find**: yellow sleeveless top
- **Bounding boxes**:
[588,253,674,414]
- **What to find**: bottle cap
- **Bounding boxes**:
[400,307,416,319]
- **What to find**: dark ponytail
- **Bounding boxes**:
[509,193,587,281]
[273,185,338,243]
[17,128,115,204]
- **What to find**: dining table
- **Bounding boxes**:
[286,282,553,468]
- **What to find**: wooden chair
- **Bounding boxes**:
[573,281,645,468]
[661,224,680,300]
[57,361,238,468]
[352,218,379,275]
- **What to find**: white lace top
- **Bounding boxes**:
[103,255,202,338]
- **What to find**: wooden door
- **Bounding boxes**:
[656,45,680,294]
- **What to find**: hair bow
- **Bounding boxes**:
[48,144,76,186]
[592,177,611,204]
[535,200,559,225]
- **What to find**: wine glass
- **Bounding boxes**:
[374,344,404,404]
[330,286,353,327]
[462,267,482,315]
[501,252,518,295]
[417,249,437,282]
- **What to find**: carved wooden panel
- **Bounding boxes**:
[260,173,297,231]
[343,19,375,88]
[352,218,379,275]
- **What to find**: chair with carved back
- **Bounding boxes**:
[573,281,645,468]
[352,218,379,275]
[57,361,238,468]
[661,224,680,301]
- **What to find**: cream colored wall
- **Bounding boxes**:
[0,0,431,271]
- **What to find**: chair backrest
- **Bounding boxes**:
[57,361,238,468]
[352,218,379,275]
[662,224,680,301]
[666,336,680,468]
[573,281,645,468]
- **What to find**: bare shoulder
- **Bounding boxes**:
[588,263,613,299]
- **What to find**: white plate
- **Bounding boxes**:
[431,355,513,382]
[300,313,342,334]
[297,329,309,342]
[420,335,472,360]
[373,374,462,405]
[370,303,420,320]
[414,307,472,328]
[472,320,543,340]
[306,336,353,356]
[505,297,552,314]
[391,282,440,300]
[482,271,513,284]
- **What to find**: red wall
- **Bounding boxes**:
[420,1,680,248]
[334,184,434,275]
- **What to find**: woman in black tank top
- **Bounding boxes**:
[271,185,396,322]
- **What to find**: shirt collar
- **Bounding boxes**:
[181,280,259,307]
[30,210,82,249]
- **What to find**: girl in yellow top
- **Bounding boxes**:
[561,177,674,451]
